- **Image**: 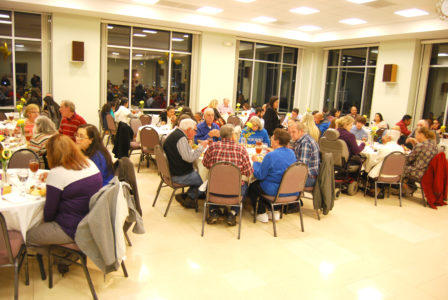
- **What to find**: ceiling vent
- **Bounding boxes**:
[156,0,200,11]
[363,0,395,8]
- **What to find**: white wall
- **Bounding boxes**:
[370,39,422,127]
[52,13,101,125]
[195,32,237,112]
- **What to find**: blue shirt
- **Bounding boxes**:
[350,125,368,140]
[91,151,114,186]
[253,147,297,196]
[316,121,330,136]
[241,127,271,146]
[194,121,220,144]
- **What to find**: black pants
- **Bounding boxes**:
[248,180,281,214]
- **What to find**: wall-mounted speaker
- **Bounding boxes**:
[382,64,397,82]
[72,41,84,62]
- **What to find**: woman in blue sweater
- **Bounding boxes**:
[76,124,114,186]
[240,116,271,146]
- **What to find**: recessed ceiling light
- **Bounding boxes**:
[183,34,189,38]
[135,54,143,57]
[394,8,429,18]
[112,52,120,55]
[133,33,147,37]
[438,53,448,57]
[290,7,320,15]
[298,25,322,31]
[235,0,256,2]
[133,0,159,5]
[16,44,24,48]
[172,38,184,42]
[107,25,114,29]
[0,20,12,24]
[251,16,277,23]
[197,6,223,14]
[0,14,10,19]
[142,29,157,34]
[347,0,376,4]
[371,49,378,54]
[339,18,367,25]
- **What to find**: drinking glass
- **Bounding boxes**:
[17,169,29,196]
[29,159,39,181]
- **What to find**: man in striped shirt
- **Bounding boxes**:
[59,100,86,141]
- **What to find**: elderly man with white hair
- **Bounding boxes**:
[164,118,209,208]
[194,107,220,144]
[218,98,234,115]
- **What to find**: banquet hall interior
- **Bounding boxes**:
[1,0,448,299]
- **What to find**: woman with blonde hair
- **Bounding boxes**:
[21,103,40,140]
[336,115,365,157]
[27,134,102,246]
[301,113,320,142]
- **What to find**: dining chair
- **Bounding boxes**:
[0,112,7,121]
[137,127,160,172]
[152,145,188,217]
[105,114,117,146]
[8,149,39,169]
[0,212,29,300]
[128,118,142,156]
[139,114,151,126]
[201,162,243,239]
[254,162,308,237]
[227,115,241,127]
[363,151,406,206]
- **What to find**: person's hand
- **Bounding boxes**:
[39,172,49,182]
[209,129,220,137]
[161,121,166,125]
[251,155,259,162]
[362,137,367,142]
[199,140,208,148]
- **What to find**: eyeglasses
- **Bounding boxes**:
[75,135,88,140]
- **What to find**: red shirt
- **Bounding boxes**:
[202,138,253,179]
[59,112,86,141]
[396,120,411,136]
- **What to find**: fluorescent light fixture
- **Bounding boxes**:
[339,18,367,25]
[142,29,157,34]
[15,44,24,48]
[135,53,143,57]
[347,0,376,4]
[183,34,189,38]
[107,25,114,29]
[251,16,277,23]
[172,38,184,42]
[0,14,10,19]
[133,0,159,4]
[197,6,223,14]
[235,0,256,2]
[394,8,429,17]
[298,25,322,31]
[133,33,147,37]
[0,20,12,24]
[112,52,120,55]
[371,49,378,54]
[438,53,448,57]
[290,6,320,15]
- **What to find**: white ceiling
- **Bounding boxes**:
[3,0,448,46]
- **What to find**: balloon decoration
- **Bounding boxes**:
[0,42,11,60]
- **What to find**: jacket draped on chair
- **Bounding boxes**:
[421,152,448,209]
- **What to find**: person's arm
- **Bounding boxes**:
[253,152,272,180]
[406,143,420,165]
[177,136,203,163]
[194,124,208,143]
[202,147,213,169]
[297,143,311,166]
[346,132,365,155]
[262,129,271,146]
[240,149,253,177]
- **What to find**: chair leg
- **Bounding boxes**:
[164,189,176,217]
[201,202,207,237]
[121,261,128,278]
[253,198,259,223]
[124,231,132,247]
[364,178,369,197]
[152,179,163,207]
[398,183,402,207]
[137,153,143,173]
[48,249,53,289]
[298,202,305,232]
[315,209,320,221]
[421,185,426,207]
[237,203,243,240]
[23,247,29,286]
[79,255,98,300]
[374,182,378,206]
[270,203,277,237]
[37,254,46,280]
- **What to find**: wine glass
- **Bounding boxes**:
[29,159,39,181]
[17,169,29,196]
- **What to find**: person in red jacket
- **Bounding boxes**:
[395,114,412,136]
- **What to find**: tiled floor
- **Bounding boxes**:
[1,156,448,300]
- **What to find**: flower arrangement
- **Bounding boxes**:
[16,118,25,137]
[139,100,145,109]
[370,126,378,142]
[0,137,12,181]
[16,104,23,118]
[241,122,255,144]
[236,103,241,114]
[441,125,446,134]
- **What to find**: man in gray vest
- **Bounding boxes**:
[163,118,208,208]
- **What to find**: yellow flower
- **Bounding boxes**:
[2,148,12,160]
[246,122,253,129]
[20,97,26,103]
[16,104,23,111]
[306,108,311,112]
[363,115,367,119]
[371,126,378,132]
[236,103,240,107]
[16,119,25,126]
[178,107,183,111]
[0,135,4,142]
[287,113,291,117]
[441,125,446,133]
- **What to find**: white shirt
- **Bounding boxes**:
[114,106,132,124]
[368,142,404,179]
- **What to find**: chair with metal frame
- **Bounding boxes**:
[139,114,151,126]
[105,114,117,146]
[8,149,39,169]
[137,127,160,172]
[128,118,142,156]
[201,162,243,239]
[363,151,406,206]
[253,162,308,237]
[152,145,188,217]
[0,212,29,300]
[227,115,241,127]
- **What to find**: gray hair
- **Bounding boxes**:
[204,107,214,116]
[220,124,234,139]
[179,118,197,131]
[249,116,262,129]
[295,121,307,133]
[61,100,75,112]
[33,116,57,135]
[384,129,401,142]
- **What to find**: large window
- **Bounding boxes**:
[421,43,448,127]
[0,11,49,108]
[106,24,192,110]
[236,41,298,112]
[323,47,377,116]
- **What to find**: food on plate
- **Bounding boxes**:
[29,185,46,196]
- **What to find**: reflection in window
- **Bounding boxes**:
[236,60,252,104]
[15,40,42,102]
[0,40,13,106]
[107,48,129,102]
[132,28,169,50]
[252,62,279,108]
[171,53,190,107]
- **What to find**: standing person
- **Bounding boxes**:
[202,124,253,225]
[42,95,62,128]
[348,106,359,120]
[115,97,137,125]
[59,100,86,141]
[28,116,58,158]
[396,114,412,137]
[27,134,102,247]
[218,98,234,115]
[164,119,208,208]
[76,124,114,186]
[263,96,282,136]
[248,129,297,223]
[194,108,220,143]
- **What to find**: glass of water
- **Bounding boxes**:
[17,169,29,196]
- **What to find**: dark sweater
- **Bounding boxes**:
[164,129,193,176]
[263,107,282,136]
[337,128,365,157]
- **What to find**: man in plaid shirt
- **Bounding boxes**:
[202,124,253,226]
[288,121,320,187]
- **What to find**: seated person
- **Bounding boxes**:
[20,103,40,141]
[372,113,388,129]
[115,97,137,125]
[194,108,220,144]
[248,129,297,223]
[314,112,330,136]
[350,116,368,141]
[396,114,412,137]
[76,124,114,186]
[217,98,234,115]
[336,115,365,157]
[406,119,440,149]
[159,105,176,128]
[202,124,253,226]
[282,108,300,127]
[240,116,270,146]
[403,127,438,196]
[164,119,208,207]
[28,116,58,158]
[288,121,320,187]
[27,134,103,247]
[246,107,265,128]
